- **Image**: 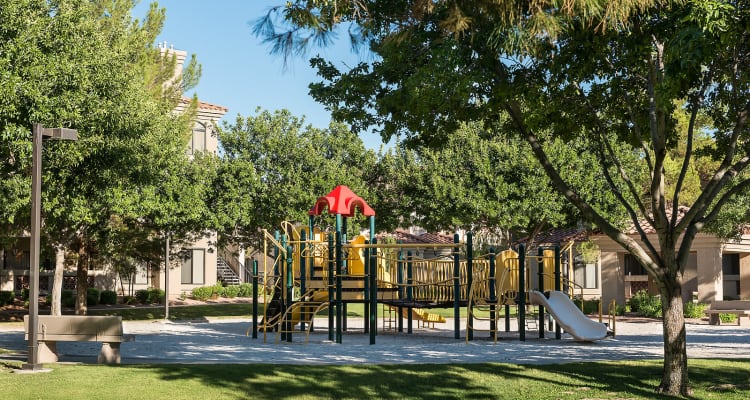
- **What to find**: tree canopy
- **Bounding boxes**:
[0,0,212,313]
[257,0,750,395]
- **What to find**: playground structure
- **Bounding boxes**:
[248,186,611,344]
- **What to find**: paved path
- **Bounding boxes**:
[1,317,748,365]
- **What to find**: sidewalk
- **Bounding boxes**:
[1,316,748,365]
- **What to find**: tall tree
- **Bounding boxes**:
[0,0,209,314]
[215,109,377,248]
[257,0,750,395]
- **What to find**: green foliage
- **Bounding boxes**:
[683,302,707,318]
[573,297,600,315]
[719,313,738,324]
[135,288,164,304]
[86,288,100,306]
[100,290,118,305]
[237,283,254,298]
[629,290,663,318]
[62,290,76,308]
[191,286,213,301]
[20,288,29,301]
[0,291,14,306]
[224,285,241,299]
[216,110,376,245]
[212,283,226,298]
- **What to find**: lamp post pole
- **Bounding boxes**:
[23,124,77,371]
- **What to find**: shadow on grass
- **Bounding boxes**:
[130,359,750,399]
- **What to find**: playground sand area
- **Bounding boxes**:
[1,316,748,365]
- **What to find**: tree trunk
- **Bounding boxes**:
[658,279,692,396]
[75,247,88,315]
[50,246,65,316]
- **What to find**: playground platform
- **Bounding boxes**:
[1,317,748,365]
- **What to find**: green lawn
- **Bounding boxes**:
[86,303,252,321]
[1,359,747,399]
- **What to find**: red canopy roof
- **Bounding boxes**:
[308,185,375,217]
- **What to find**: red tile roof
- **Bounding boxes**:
[378,229,454,245]
[181,97,228,113]
[517,227,589,245]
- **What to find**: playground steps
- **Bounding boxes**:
[217,258,241,286]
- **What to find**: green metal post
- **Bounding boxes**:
[519,244,526,341]
[467,231,474,341]
[364,246,370,334]
[453,233,460,339]
[555,245,562,340]
[489,247,496,340]
[286,245,293,342]
[327,233,334,341]
[300,230,307,332]
[252,260,258,339]
[335,214,343,344]
[397,248,404,332]
[369,238,378,345]
[538,247,545,339]
[406,250,413,334]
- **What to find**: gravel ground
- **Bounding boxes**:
[1,316,748,365]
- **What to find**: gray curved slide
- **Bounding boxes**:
[529,290,608,341]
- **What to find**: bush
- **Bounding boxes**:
[100,290,117,305]
[573,297,600,314]
[212,283,226,297]
[135,288,164,304]
[629,290,662,318]
[62,290,75,308]
[224,285,240,299]
[123,295,138,305]
[237,283,253,298]
[21,288,30,301]
[683,302,707,319]
[192,286,213,301]
[0,291,14,306]
[87,288,100,306]
[719,313,737,324]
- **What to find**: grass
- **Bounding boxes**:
[0,359,748,399]
[86,303,252,321]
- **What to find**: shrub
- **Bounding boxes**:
[147,288,165,304]
[123,295,138,305]
[629,290,663,318]
[719,313,737,324]
[237,283,253,298]
[573,297,600,314]
[212,283,226,297]
[87,288,100,306]
[62,290,75,308]
[683,302,706,319]
[192,286,213,301]
[224,285,240,298]
[0,291,14,306]
[134,288,164,304]
[135,289,150,304]
[100,290,118,305]
[21,288,30,301]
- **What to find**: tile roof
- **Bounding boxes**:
[181,97,229,113]
[377,229,454,245]
[516,227,590,245]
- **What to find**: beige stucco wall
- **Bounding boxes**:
[593,232,749,306]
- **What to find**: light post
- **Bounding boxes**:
[23,124,77,371]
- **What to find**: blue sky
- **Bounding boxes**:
[133,0,386,149]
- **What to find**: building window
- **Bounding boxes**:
[182,249,205,284]
[189,122,207,154]
[4,249,29,270]
[574,259,599,289]
[623,254,647,275]
[722,253,740,300]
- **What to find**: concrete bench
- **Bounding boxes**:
[704,300,750,326]
[24,315,134,364]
